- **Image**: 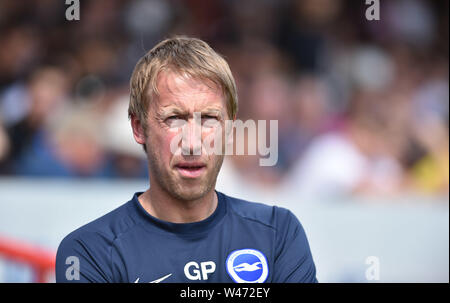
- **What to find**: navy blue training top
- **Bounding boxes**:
[55,191,317,283]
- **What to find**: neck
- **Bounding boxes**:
[138,185,218,224]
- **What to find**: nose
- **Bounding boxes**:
[181,115,202,155]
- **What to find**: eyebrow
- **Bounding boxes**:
[158,106,186,117]
[158,106,224,118]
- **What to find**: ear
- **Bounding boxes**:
[130,115,146,145]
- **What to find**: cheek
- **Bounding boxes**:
[147,126,179,163]
[161,132,179,160]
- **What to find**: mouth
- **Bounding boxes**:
[174,162,207,178]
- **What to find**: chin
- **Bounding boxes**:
[170,181,213,201]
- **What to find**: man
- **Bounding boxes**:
[55,37,317,283]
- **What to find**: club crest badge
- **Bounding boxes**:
[226,248,269,283]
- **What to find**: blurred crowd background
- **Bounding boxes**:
[0,0,448,283]
[0,0,448,198]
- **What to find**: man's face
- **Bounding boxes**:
[135,70,229,201]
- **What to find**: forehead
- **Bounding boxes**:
[150,70,226,111]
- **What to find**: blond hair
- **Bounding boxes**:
[128,36,238,128]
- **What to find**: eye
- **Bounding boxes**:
[166,115,182,121]
[202,115,218,120]
[201,115,220,128]
[165,115,186,128]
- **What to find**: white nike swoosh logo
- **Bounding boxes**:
[134,273,172,283]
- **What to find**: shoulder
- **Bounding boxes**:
[57,198,139,254]
[219,191,298,232]
[55,194,145,282]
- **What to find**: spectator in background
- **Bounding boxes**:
[409,115,449,194]
[283,89,404,199]
[0,25,42,90]
[101,95,148,179]
[1,66,69,175]
[282,75,334,169]
[43,105,111,177]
